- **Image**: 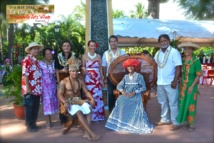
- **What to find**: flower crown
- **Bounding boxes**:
[68,57,81,71]
[123,59,139,68]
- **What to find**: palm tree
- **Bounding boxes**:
[0,0,49,60]
[112,10,126,18]
[57,14,85,56]
[174,0,214,20]
[147,0,169,19]
[129,2,148,19]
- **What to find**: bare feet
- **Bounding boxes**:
[83,132,92,141]
[46,121,53,128]
[91,134,100,141]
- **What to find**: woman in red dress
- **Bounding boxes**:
[81,40,105,121]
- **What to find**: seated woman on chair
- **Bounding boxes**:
[105,59,153,134]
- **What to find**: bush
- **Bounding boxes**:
[2,64,22,106]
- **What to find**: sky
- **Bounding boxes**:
[49,0,186,20]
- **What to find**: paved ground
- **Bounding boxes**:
[0,85,213,143]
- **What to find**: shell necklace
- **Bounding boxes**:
[107,49,120,64]
[88,52,96,59]
[157,47,172,68]
[44,60,54,79]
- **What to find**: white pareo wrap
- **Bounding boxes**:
[68,102,91,115]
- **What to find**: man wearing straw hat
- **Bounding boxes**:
[22,42,43,132]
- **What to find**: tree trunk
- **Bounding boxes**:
[148,0,160,19]
[0,28,3,62]
[7,24,14,60]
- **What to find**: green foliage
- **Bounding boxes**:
[129,2,148,18]
[112,10,126,18]
[112,2,148,19]
[121,47,159,57]
[55,14,85,57]
[72,0,86,21]
[160,0,169,3]
[2,64,22,106]
[174,0,214,20]
[194,47,214,56]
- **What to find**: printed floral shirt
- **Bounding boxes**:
[22,54,42,96]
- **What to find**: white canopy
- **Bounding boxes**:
[113,18,214,47]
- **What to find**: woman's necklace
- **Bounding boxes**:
[157,47,172,68]
[88,52,96,59]
[107,49,120,64]
[44,60,54,79]
[69,77,80,94]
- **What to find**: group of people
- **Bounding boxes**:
[20,33,202,141]
[22,42,59,132]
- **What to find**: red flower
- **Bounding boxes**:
[96,43,99,48]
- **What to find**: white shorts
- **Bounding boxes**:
[68,102,91,115]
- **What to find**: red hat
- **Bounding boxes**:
[123,59,139,68]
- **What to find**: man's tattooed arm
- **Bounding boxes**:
[58,80,66,103]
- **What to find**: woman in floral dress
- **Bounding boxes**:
[39,48,59,128]
[81,40,105,121]
[105,59,153,134]
[177,42,202,132]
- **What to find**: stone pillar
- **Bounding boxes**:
[85,0,113,117]
[85,0,113,57]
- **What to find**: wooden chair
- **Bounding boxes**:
[108,54,157,110]
[58,72,83,135]
[202,69,214,86]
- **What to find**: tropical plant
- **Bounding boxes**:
[121,47,159,57]
[72,0,86,21]
[55,14,85,57]
[174,0,214,20]
[2,64,22,106]
[129,2,148,19]
[112,10,126,18]
[0,13,8,63]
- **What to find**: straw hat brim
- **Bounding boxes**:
[178,42,200,51]
[25,44,43,53]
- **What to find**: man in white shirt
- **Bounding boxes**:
[102,35,126,112]
[154,34,182,131]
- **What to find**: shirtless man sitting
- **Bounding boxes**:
[58,57,99,141]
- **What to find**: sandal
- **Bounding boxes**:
[186,127,195,132]
[182,124,189,130]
